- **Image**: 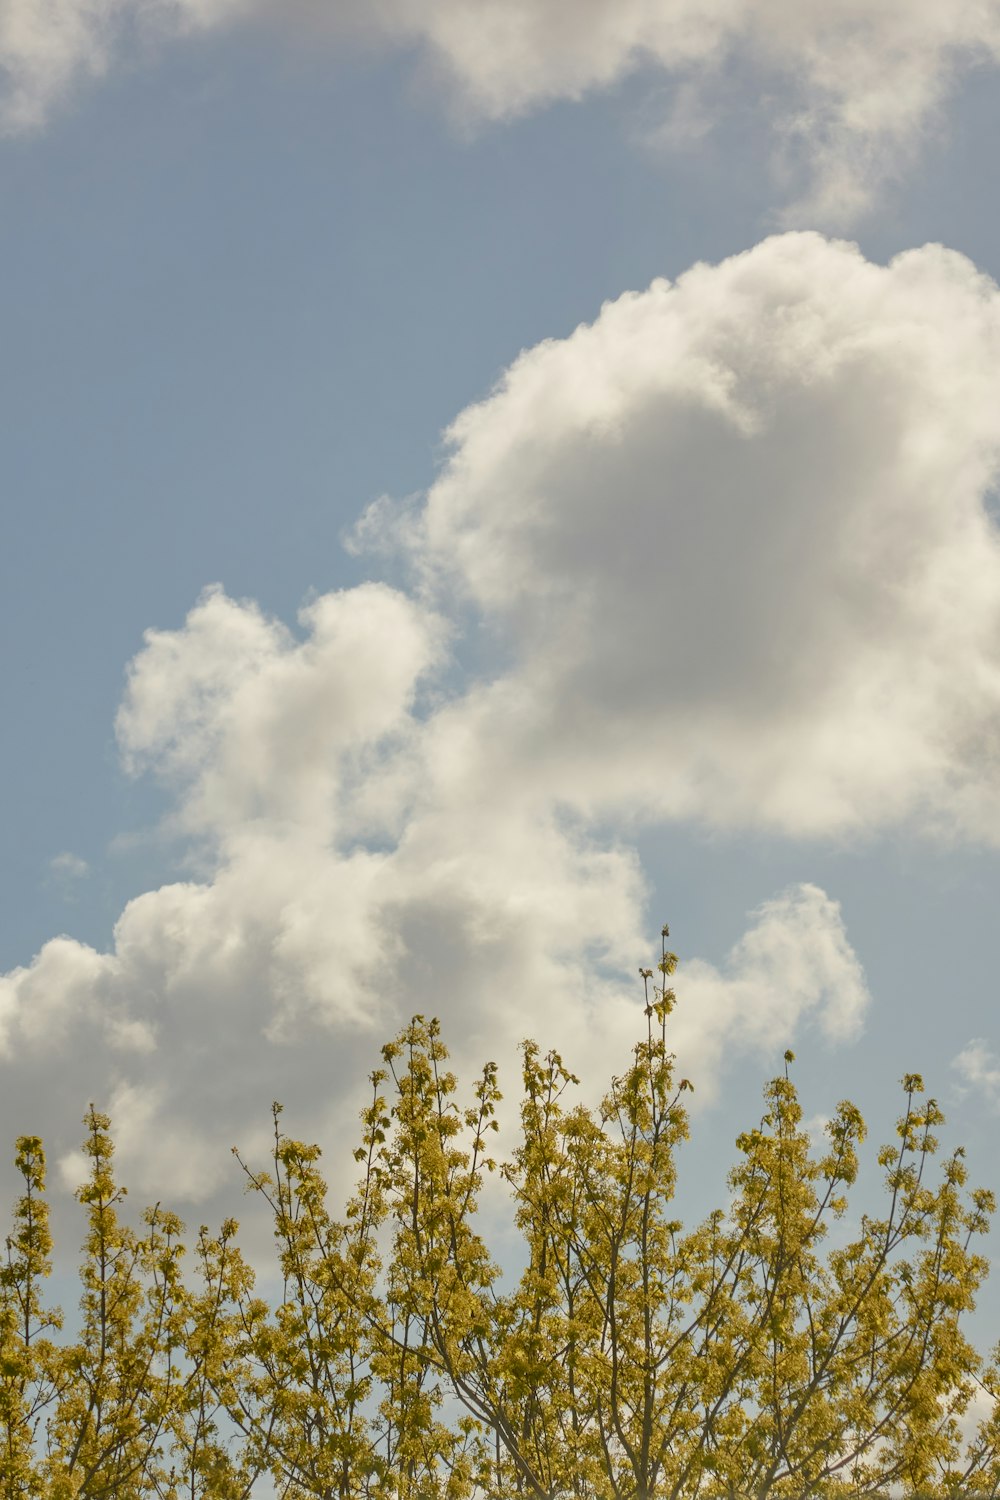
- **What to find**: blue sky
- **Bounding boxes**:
[5,1,1000,1339]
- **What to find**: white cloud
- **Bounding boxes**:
[0,0,112,133]
[21,228,1000,1235]
[953,1038,1000,1110]
[8,230,1000,1228]
[115,581,446,845]
[0,865,863,1214]
[5,1,1000,221]
[0,569,868,1219]
[670,884,868,1101]
[392,232,1000,844]
[49,851,89,880]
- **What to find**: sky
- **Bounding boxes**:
[4,0,1000,1332]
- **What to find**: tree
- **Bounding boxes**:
[1,1134,61,1497]
[1,1111,260,1500]
[5,929,1000,1499]
[226,930,1000,1498]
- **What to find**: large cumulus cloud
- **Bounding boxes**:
[5,1,1000,221]
[397,232,1000,842]
[15,228,1000,1229]
[0,570,868,1221]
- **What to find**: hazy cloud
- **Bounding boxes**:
[953,1038,1000,1110]
[5,1,1000,222]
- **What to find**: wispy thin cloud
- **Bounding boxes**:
[49,850,89,881]
[4,1,1000,223]
[953,1037,1000,1109]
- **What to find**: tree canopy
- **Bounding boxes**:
[4,931,1000,1499]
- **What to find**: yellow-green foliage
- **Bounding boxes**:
[4,933,1000,1499]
